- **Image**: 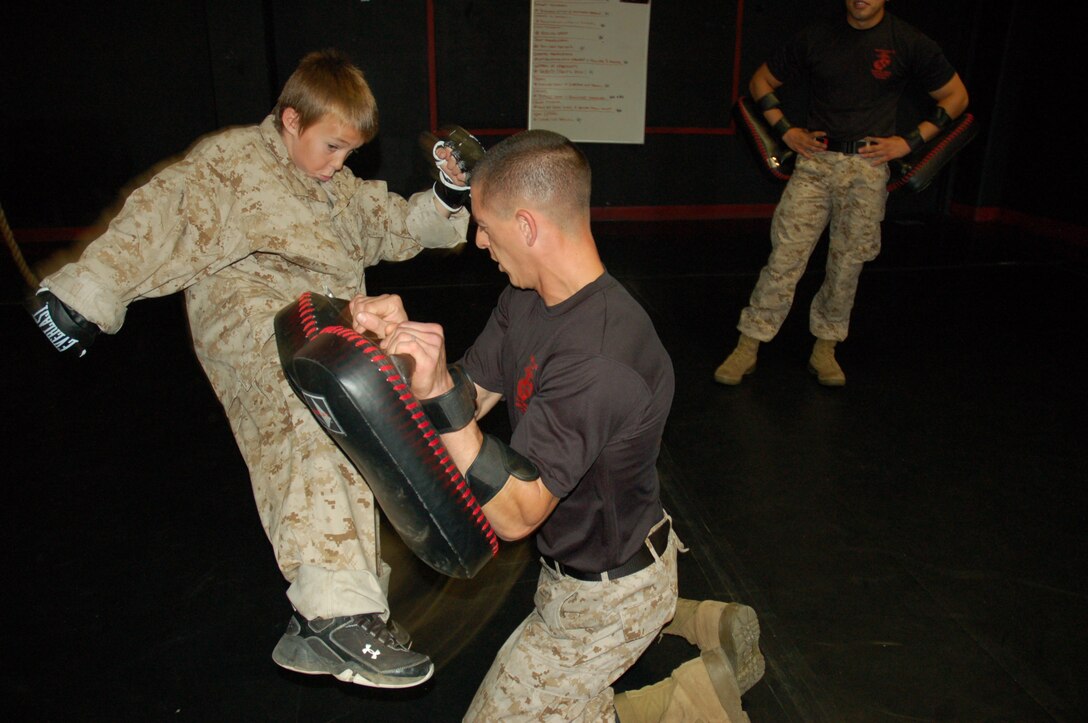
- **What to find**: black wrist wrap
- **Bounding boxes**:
[905,128,926,153]
[756,91,782,112]
[421,364,477,434]
[773,117,793,138]
[466,434,539,507]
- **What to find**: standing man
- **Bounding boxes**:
[715,0,968,386]
[353,129,763,721]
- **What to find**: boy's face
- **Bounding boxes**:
[281,108,365,183]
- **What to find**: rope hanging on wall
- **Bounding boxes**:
[0,203,40,288]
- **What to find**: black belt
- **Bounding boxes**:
[541,519,671,582]
[823,138,874,154]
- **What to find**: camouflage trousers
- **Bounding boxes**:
[464,516,681,722]
[216,346,389,621]
[738,152,890,342]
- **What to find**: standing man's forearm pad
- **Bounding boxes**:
[466,434,539,507]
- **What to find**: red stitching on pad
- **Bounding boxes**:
[315,324,499,554]
[739,109,792,181]
[887,113,975,192]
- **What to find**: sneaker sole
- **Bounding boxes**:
[719,604,765,694]
[272,636,434,689]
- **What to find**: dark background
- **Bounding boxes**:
[2,2,1086,721]
[0,0,1076,236]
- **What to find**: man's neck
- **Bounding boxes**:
[538,238,605,307]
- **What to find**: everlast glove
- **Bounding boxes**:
[28,289,99,357]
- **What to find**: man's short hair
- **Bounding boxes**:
[473,130,591,221]
[273,49,379,141]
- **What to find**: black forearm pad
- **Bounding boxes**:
[433,180,470,212]
[773,117,793,138]
[887,112,979,194]
[28,289,99,357]
[421,364,477,434]
[756,91,782,112]
[928,106,952,129]
[734,95,796,180]
[466,434,539,507]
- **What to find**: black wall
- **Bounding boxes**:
[1,1,1075,231]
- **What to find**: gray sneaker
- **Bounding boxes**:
[272,612,433,688]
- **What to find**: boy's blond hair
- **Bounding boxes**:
[273,49,379,141]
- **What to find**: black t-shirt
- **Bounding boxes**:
[461,273,674,572]
[768,12,956,140]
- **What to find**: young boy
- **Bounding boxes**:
[29,49,471,689]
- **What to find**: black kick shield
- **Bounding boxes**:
[274,292,498,579]
[886,113,978,193]
[734,95,796,181]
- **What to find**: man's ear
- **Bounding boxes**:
[516,210,538,247]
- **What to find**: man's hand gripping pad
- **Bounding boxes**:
[274,292,498,579]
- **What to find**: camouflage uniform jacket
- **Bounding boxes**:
[44,114,469,401]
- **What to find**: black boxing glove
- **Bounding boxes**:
[27,288,99,357]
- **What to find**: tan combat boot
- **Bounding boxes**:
[808,338,845,386]
[662,599,765,694]
[614,649,750,723]
[713,334,759,385]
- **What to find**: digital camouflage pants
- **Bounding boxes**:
[738,152,890,342]
[465,516,681,722]
[221,347,390,621]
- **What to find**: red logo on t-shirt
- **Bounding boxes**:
[871,49,895,80]
[515,356,538,414]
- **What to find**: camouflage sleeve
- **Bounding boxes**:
[351,183,469,266]
[403,189,470,251]
[40,150,246,334]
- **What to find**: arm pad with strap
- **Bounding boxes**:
[466,434,540,507]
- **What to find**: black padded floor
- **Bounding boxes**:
[4,217,1085,721]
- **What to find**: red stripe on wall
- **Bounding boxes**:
[951,204,1088,245]
[733,0,746,112]
[10,207,1087,243]
[426,0,438,131]
[590,204,775,221]
[13,227,105,244]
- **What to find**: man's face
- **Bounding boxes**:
[471,183,532,289]
[845,0,886,29]
[282,111,364,183]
